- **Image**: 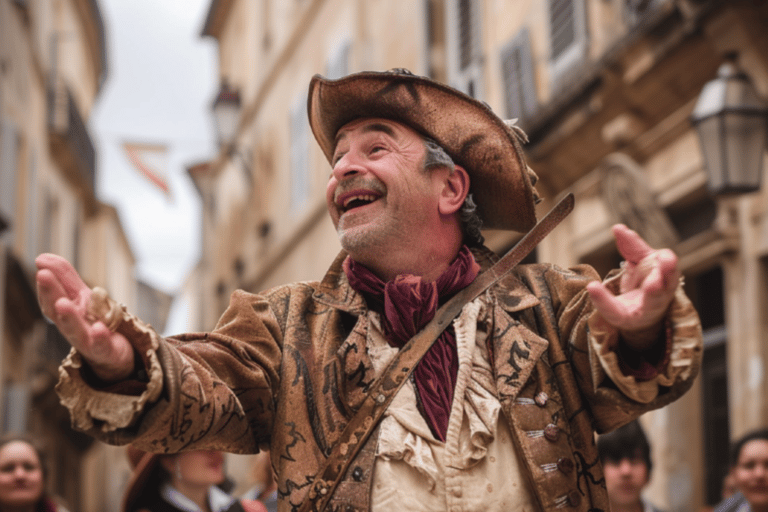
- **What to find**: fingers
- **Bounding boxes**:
[612,224,654,264]
[53,296,92,349]
[35,253,89,300]
[36,268,69,321]
[586,281,625,324]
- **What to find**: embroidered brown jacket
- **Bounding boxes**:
[56,247,702,512]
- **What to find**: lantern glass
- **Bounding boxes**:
[213,101,239,147]
[696,112,767,195]
[691,58,768,195]
[212,84,241,148]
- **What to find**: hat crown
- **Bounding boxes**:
[307,70,540,232]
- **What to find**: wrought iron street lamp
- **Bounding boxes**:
[212,81,241,148]
[691,55,768,195]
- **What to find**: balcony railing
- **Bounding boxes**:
[47,79,97,199]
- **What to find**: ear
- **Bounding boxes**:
[438,165,470,216]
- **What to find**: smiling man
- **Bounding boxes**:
[36,69,702,512]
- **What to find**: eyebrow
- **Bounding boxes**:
[334,122,397,146]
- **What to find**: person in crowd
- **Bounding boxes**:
[598,420,664,512]
[36,69,703,511]
[240,451,277,512]
[715,429,768,512]
[0,435,68,512]
[122,446,266,512]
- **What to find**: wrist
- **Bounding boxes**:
[619,321,664,351]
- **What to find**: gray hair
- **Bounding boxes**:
[422,138,485,246]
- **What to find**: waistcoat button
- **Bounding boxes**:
[544,423,560,441]
[557,457,575,474]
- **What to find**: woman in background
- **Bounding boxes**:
[123,447,265,512]
[0,435,67,512]
[715,429,768,512]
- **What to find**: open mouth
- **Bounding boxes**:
[337,191,382,213]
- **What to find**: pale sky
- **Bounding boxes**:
[91,0,217,333]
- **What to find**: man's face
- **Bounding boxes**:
[732,439,768,510]
[602,454,649,509]
[326,118,450,263]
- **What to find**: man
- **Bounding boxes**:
[36,69,702,512]
[598,420,664,512]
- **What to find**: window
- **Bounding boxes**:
[624,0,668,26]
[447,0,483,98]
[290,95,311,212]
[686,266,729,506]
[548,0,589,89]
[2,382,30,434]
[665,189,717,241]
[423,0,445,79]
[24,150,39,263]
[500,28,538,123]
[326,40,351,80]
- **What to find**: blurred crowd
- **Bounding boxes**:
[597,423,768,512]
[0,436,276,512]
[1,424,766,512]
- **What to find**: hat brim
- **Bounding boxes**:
[307,70,537,232]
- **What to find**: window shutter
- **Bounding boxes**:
[548,0,588,88]
[550,0,576,61]
[25,151,39,262]
[450,0,482,98]
[501,28,538,122]
[290,97,310,212]
[2,383,30,433]
[1,118,20,234]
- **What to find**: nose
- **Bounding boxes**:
[617,459,634,474]
[331,151,365,182]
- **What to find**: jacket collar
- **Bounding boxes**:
[313,245,540,314]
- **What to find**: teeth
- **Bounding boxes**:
[342,195,377,208]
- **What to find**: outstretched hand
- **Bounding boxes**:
[35,253,135,382]
[586,224,680,351]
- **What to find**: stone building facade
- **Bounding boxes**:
[1,2,171,511]
[195,0,768,510]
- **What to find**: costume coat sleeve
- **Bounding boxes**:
[508,263,702,434]
[55,288,287,454]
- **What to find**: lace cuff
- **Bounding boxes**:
[588,280,702,404]
[54,287,164,432]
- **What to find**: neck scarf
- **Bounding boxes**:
[343,246,480,441]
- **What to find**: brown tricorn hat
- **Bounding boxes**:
[307,69,541,232]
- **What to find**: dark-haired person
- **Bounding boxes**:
[0,435,68,512]
[598,420,664,512]
[36,69,703,511]
[715,429,768,512]
[122,447,266,512]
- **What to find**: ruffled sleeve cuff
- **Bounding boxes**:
[54,287,164,433]
[588,279,702,404]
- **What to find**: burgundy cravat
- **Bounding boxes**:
[343,246,480,441]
